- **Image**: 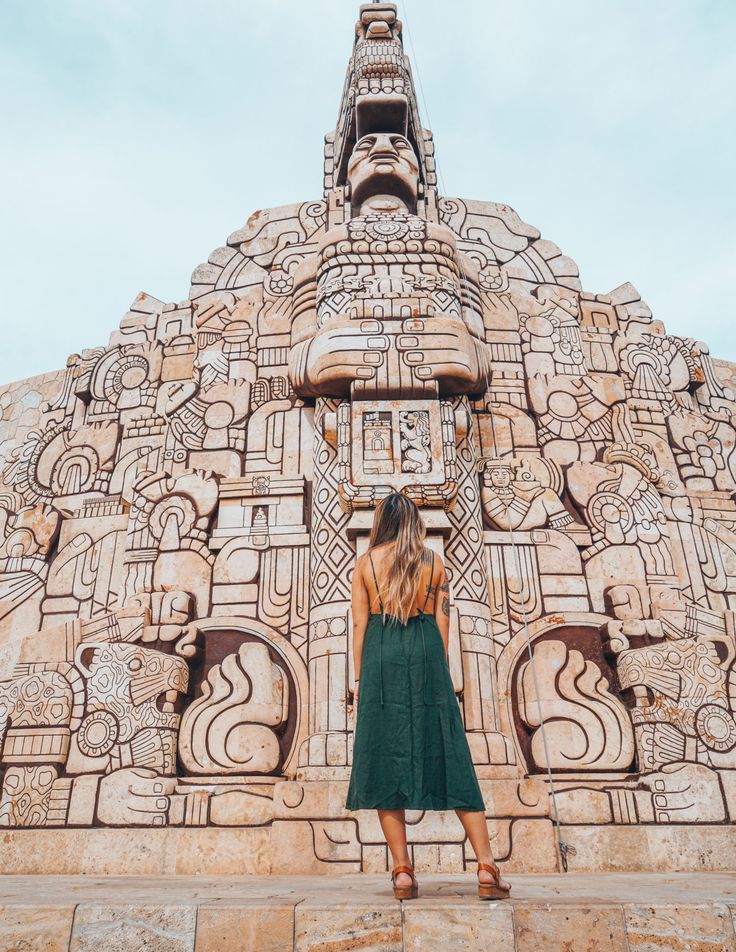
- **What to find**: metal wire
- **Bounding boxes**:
[400,0,571,872]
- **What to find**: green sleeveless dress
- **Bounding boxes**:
[345,550,486,812]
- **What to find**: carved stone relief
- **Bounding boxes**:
[0,0,734,873]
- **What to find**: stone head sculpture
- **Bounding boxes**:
[481,460,514,490]
[347,132,419,216]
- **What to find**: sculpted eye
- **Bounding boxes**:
[129,657,143,672]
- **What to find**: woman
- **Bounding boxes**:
[345,491,511,901]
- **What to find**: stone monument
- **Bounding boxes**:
[0,2,734,875]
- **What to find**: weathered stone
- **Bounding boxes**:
[69,904,197,952]
[0,873,733,952]
[514,904,628,952]
[294,904,402,952]
[403,901,515,949]
[0,0,733,887]
[0,904,76,952]
[623,903,736,951]
[195,903,296,952]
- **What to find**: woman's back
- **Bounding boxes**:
[365,543,442,618]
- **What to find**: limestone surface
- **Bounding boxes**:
[0,873,734,951]
[0,1,734,877]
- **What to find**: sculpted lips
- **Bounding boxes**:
[369,150,399,164]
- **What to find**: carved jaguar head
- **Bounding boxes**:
[78,643,189,713]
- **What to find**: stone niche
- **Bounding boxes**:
[0,1,735,874]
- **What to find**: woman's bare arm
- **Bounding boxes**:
[434,557,450,655]
[351,556,370,687]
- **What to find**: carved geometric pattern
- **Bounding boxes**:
[0,2,734,875]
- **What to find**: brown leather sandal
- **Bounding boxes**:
[477,861,511,900]
[391,864,418,900]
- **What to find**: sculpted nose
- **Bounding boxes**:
[369,134,398,157]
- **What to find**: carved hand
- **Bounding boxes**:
[96,767,176,827]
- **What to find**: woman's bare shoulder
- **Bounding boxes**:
[423,546,446,570]
[356,546,385,569]
[364,542,394,564]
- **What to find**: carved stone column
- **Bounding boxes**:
[446,398,518,775]
[296,398,354,779]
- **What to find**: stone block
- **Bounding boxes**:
[623,903,736,951]
[69,904,197,952]
[514,903,628,952]
[295,904,402,952]
[195,903,296,952]
[0,905,75,952]
[403,901,515,950]
[561,825,736,873]
[0,828,271,876]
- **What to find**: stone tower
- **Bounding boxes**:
[0,3,734,874]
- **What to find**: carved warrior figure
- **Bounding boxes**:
[0,0,734,874]
[479,457,574,532]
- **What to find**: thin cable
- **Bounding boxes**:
[402,0,478,346]
[486,400,570,873]
[402,0,571,872]
[401,0,448,195]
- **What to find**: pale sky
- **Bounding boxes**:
[0,0,734,385]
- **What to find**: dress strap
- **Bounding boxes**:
[368,549,386,707]
[368,550,384,611]
[421,550,435,613]
[416,549,434,706]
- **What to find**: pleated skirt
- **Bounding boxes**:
[345,611,486,811]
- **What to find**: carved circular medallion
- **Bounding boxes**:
[695,703,736,752]
[588,491,635,535]
[364,218,410,241]
[77,710,119,757]
[204,401,236,429]
[546,391,579,421]
[118,363,148,389]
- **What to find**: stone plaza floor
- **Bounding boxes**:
[0,871,735,950]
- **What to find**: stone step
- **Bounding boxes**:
[1,872,734,951]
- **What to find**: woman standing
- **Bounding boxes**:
[345,492,511,901]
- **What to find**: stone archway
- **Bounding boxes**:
[496,613,635,774]
[179,616,309,779]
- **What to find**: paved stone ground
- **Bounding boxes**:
[0,872,734,950]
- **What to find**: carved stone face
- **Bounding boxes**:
[347,133,419,214]
[488,466,513,489]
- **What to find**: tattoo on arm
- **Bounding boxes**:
[439,580,450,616]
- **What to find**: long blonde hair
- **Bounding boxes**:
[368,492,428,625]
